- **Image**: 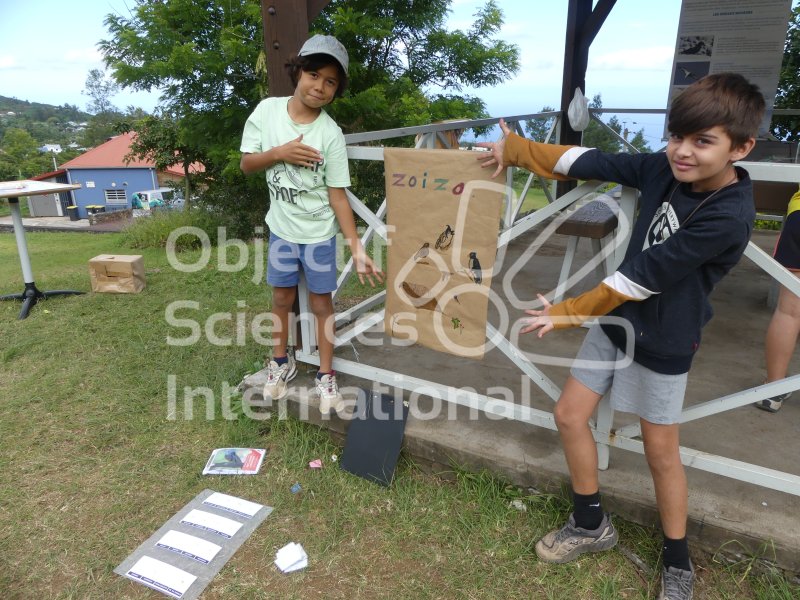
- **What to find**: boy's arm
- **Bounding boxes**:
[328,187,384,287]
[503,133,582,181]
[479,118,646,188]
[524,212,748,336]
[522,278,643,337]
[549,277,643,327]
[478,118,587,180]
[240,134,322,174]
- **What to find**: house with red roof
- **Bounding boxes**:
[27,168,72,217]
[49,132,203,218]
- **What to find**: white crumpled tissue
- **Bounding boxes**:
[567,87,591,131]
[275,542,308,573]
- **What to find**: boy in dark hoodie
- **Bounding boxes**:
[479,72,765,600]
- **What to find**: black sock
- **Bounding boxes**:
[662,536,691,571]
[273,355,288,366]
[572,490,603,530]
[317,370,333,379]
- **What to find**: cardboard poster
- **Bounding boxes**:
[383,148,504,359]
[665,0,792,138]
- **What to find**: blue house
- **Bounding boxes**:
[56,132,202,218]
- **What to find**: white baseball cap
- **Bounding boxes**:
[298,34,349,76]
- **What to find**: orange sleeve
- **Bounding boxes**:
[503,133,575,181]
[548,282,639,329]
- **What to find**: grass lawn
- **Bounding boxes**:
[1,230,797,599]
[513,181,550,215]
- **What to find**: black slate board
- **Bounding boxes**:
[340,389,409,486]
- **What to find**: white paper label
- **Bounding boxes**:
[155,530,222,564]
[180,509,242,539]
[202,492,263,519]
[125,555,196,598]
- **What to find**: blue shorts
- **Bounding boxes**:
[266,232,337,294]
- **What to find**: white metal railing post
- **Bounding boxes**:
[296,273,315,355]
[595,396,615,471]
[615,186,638,270]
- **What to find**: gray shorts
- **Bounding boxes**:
[570,326,688,425]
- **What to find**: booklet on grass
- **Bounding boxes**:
[202,448,266,475]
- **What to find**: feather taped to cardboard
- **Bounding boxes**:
[568,87,590,131]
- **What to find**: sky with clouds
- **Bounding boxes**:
[0,0,160,113]
[0,0,793,145]
[447,0,684,143]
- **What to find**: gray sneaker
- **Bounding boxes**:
[658,563,694,600]
[262,354,297,400]
[535,513,618,563]
[754,391,790,413]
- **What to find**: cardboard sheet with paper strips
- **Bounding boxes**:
[383,148,504,359]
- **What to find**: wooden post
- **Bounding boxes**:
[259,1,330,353]
[260,0,331,97]
[557,0,616,195]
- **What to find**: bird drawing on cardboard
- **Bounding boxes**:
[435,224,455,250]
[413,242,430,263]
[468,251,482,285]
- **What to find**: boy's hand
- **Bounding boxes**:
[476,118,513,178]
[520,293,554,338]
[278,134,322,168]
[353,251,384,287]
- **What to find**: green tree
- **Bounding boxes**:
[99,0,519,232]
[318,0,518,208]
[316,0,518,132]
[581,94,622,153]
[627,128,652,153]
[524,106,557,142]
[772,5,800,141]
[80,69,127,148]
[83,68,121,115]
[0,128,52,179]
[0,98,92,177]
[577,94,649,153]
[117,113,199,205]
[100,0,268,233]
[100,0,266,167]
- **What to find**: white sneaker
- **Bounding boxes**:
[315,372,343,414]
[262,355,297,400]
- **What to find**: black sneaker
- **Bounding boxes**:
[754,391,790,413]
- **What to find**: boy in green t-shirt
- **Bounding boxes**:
[240,35,382,413]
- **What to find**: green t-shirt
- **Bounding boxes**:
[240,97,351,243]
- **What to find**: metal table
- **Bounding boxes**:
[0,180,83,319]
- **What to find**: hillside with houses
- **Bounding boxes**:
[0,95,91,149]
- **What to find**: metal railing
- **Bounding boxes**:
[289,109,800,497]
